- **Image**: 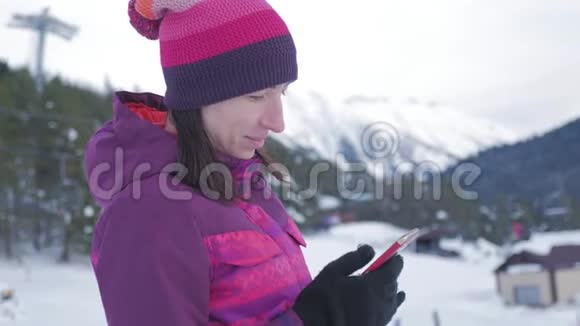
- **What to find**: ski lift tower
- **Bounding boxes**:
[7,7,79,94]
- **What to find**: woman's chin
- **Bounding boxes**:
[231,149,256,160]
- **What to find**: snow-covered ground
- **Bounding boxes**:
[304,223,580,326]
[0,254,106,325]
[1,222,580,325]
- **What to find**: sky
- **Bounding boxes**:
[1,0,579,139]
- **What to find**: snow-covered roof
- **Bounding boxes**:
[496,245,580,273]
[506,263,544,274]
[317,194,341,210]
[544,207,569,217]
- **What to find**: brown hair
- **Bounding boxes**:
[168,109,286,201]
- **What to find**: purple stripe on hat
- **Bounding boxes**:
[163,34,297,111]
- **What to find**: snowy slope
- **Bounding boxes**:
[279,89,519,171]
[1,224,579,326]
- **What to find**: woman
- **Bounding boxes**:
[84,0,406,325]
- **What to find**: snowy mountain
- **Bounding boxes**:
[277,89,519,174]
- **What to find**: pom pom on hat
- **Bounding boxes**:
[128,0,162,40]
[129,0,205,39]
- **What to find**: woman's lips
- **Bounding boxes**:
[245,136,265,148]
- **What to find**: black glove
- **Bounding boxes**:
[293,244,405,326]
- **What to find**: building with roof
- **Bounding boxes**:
[494,245,580,306]
[413,228,460,258]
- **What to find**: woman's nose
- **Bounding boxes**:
[260,97,285,133]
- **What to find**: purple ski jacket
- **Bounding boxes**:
[84,91,312,325]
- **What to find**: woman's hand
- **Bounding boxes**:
[293,245,405,326]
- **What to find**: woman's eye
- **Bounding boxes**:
[248,94,265,101]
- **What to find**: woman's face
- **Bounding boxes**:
[201,83,289,159]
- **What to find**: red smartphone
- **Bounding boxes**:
[361,228,422,275]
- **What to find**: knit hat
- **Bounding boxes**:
[128,0,297,111]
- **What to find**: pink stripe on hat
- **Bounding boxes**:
[159,0,272,41]
[160,9,289,68]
